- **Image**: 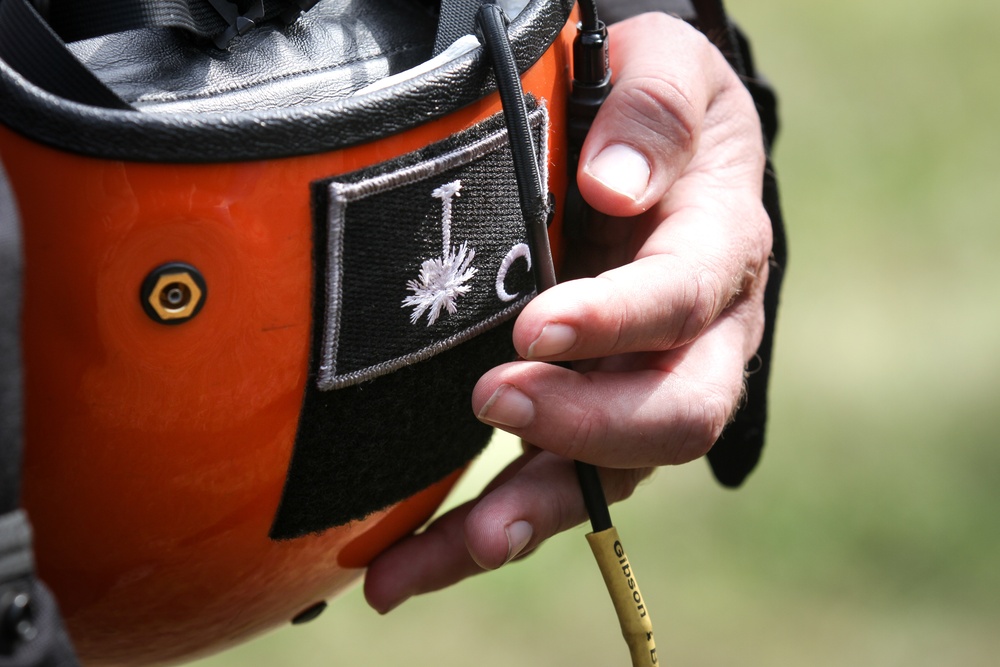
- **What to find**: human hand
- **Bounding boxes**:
[364,12,772,612]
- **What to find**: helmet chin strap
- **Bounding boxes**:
[0,0,132,109]
[433,0,532,57]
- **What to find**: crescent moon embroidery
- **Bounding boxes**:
[496,243,532,302]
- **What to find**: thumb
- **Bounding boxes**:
[577,13,728,216]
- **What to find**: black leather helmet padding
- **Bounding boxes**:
[0,0,572,162]
[69,0,440,113]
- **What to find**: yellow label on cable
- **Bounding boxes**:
[586,527,659,667]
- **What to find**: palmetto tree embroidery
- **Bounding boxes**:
[402,180,478,326]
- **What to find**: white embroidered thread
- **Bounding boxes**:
[496,242,532,302]
[402,180,478,326]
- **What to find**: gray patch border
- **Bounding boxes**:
[318,105,548,391]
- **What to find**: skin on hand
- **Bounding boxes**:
[364,12,772,614]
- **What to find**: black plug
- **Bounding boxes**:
[565,14,615,535]
[564,19,612,241]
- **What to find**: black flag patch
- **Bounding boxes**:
[270,103,548,539]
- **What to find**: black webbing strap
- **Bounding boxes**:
[0,160,23,522]
[433,0,484,56]
[0,0,322,110]
[689,0,786,487]
[690,0,745,73]
[0,0,132,109]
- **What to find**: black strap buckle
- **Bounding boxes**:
[207,0,266,48]
[206,0,319,48]
[278,0,320,25]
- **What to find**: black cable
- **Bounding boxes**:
[476,6,658,665]
[575,460,612,532]
[475,1,612,535]
[562,4,611,243]
[566,2,613,536]
[577,0,599,32]
[475,3,550,277]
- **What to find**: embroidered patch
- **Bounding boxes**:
[316,105,548,391]
[268,102,550,539]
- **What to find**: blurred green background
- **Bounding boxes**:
[192,0,1000,664]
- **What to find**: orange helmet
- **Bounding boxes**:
[0,0,573,663]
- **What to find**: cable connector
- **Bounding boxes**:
[564,19,612,240]
[569,19,611,154]
[587,528,658,667]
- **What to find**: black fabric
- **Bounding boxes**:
[597,0,785,486]
[0,0,131,110]
[0,512,31,586]
[0,0,572,162]
[0,160,23,515]
[706,14,785,485]
[597,0,694,23]
[705,13,785,487]
[709,155,783,485]
[433,0,483,55]
[0,577,79,667]
[271,107,545,538]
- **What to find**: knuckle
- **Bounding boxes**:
[752,198,774,253]
[673,256,727,344]
[564,403,612,462]
[616,74,700,158]
[657,200,773,351]
[727,82,766,143]
[672,387,732,464]
[737,199,774,296]
[578,275,630,353]
[639,251,706,349]
[604,278,632,353]
[729,201,773,302]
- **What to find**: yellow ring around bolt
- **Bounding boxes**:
[147,271,203,321]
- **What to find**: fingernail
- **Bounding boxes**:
[526,323,577,359]
[504,520,534,565]
[477,385,534,429]
[585,143,650,202]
